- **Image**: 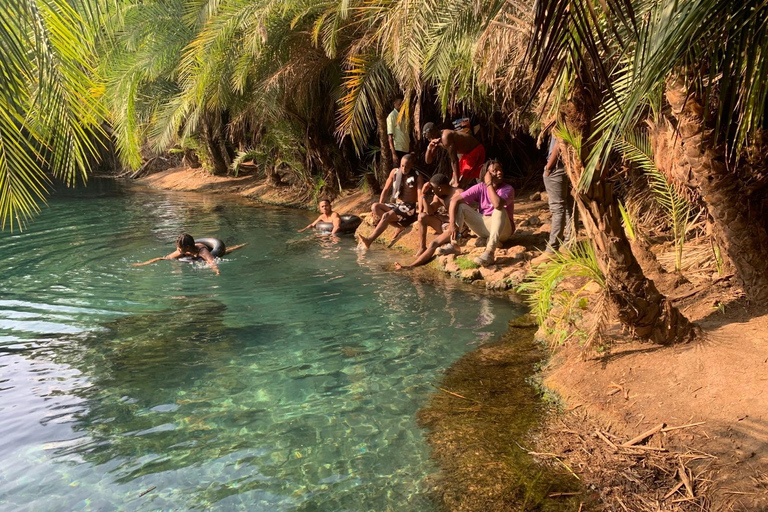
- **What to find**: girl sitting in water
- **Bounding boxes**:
[297,199,341,235]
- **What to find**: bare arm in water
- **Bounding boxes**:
[133,245,222,275]
[297,214,325,233]
[197,246,220,275]
[330,212,341,235]
[133,250,182,267]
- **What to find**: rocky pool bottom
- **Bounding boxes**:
[418,318,588,512]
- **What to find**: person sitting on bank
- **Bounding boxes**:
[423,121,485,190]
[357,153,423,250]
[387,96,410,168]
[394,173,459,270]
[133,233,223,274]
[447,159,515,266]
[415,173,458,257]
[297,198,341,235]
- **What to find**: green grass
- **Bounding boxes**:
[455,256,479,270]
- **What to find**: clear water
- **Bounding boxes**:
[0,181,525,511]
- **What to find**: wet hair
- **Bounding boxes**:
[176,233,195,251]
[400,153,414,164]
[429,173,450,188]
[422,122,439,139]
[318,198,332,207]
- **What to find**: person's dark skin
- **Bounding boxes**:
[134,241,220,275]
[424,127,481,189]
[357,155,423,249]
[414,179,457,256]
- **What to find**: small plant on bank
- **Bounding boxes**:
[517,241,608,349]
[615,129,694,271]
[455,256,479,270]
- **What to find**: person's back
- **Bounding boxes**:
[423,122,485,190]
[445,129,480,156]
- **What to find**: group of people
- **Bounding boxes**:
[358,97,518,269]
[135,98,573,275]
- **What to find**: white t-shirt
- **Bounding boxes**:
[386,109,410,152]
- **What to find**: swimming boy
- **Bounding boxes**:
[133,233,245,275]
[297,199,342,235]
[357,153,423,250]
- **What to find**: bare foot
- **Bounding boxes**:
[394,262,409,271]
[356,233,372,250]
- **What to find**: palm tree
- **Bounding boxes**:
[0,0,105,230]
[524,0,768,304]
[517,0,697,343]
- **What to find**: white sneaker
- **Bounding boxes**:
[435,244,458,256]
[474,252,495,266]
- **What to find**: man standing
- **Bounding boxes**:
[387,97,410,168]
[532,132,573,265]
[357,154,423,250]
[447,159,515,266]
[423,122,485,190]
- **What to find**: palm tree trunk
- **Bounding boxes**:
[664,75,768,302]
[376,104,392,185]
[569,175,695,344]
[202,112,231,176]
[560,87,695,344]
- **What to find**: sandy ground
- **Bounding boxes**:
[543,307,768,510]
[138,166,768,510]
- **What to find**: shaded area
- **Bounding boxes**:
[418,319,589,511]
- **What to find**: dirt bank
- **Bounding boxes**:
[137,166,768,511]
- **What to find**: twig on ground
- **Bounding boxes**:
[596,430,618,451]
[621,423,665,447]
[679,459,695,498]
[663,481,685,500]
[661,421,706,432]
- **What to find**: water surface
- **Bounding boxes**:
[0,181,524,511]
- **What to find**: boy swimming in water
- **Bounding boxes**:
[133,233,245,275]
[297,199,342,235]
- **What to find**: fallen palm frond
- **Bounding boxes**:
[230,148,264,177]
[518,241,607,349]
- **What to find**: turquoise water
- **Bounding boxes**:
[0,181,524,511]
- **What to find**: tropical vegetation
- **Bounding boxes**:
[5,0,768,345]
